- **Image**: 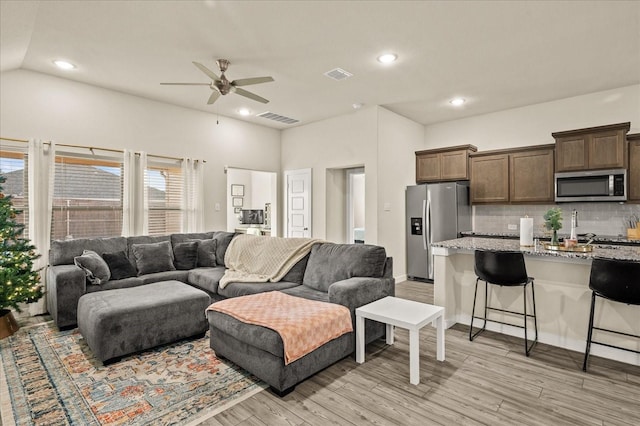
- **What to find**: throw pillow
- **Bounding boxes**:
[102,251,137,280]
[189,238,217,267]
[212,231,236,267]
[173,241,199,270]
[131,240,176,276]
[74,250,111,285]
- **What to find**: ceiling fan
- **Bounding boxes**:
[161,59,274,105]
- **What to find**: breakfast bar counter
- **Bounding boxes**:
[431,237,640,366]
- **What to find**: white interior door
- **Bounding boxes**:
[285,168,311,237]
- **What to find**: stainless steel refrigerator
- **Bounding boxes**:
[406,182,471,281]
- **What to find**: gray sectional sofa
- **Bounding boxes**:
[46,231,395,393]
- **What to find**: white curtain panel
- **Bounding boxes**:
[122,150,136,237]
[139,152,149,235]
[27,139,55,316]
[182,158,204,233]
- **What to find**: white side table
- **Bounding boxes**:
[355,296,445,385]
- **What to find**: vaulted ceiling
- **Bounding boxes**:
[1,1,639,129]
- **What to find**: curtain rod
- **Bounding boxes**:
[0,137,205,163]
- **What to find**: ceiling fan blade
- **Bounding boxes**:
[192,61,219,81]
[207,90,221,105]
[232,87,269,104]
[231,76,274,87]
[160,82,210,85]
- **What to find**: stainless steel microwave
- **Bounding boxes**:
[555,169,627,202]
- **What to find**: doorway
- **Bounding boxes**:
[226,168,277,236]
[347,168,365,243]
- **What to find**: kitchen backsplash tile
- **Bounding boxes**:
[473,203,640,237]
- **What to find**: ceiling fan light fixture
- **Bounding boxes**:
[377,53,397,64]
[53,60,76,70]
[449,97,466,106]
[238,108,252,116]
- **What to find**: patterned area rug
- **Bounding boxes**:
[0,323,265,425]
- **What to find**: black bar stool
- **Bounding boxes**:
[469,250,538,356]
[582,257,640,372]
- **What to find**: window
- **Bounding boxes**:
[0,146,29,237]
[51,153,123,240]
[146,158,183,236]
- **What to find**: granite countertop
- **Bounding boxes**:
[461,231,640,245]
[433,237,640,262]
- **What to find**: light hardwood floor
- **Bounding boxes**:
[7,281,639,425]
[202,280,640,426]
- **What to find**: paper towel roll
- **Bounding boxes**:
[520,217,534,246]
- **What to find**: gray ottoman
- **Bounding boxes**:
[78,280,210,363]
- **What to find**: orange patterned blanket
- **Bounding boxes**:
[207,291,353,365]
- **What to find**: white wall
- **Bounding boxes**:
[424,84,640,151]
[0,69,281,231]
[377,107,425,279]
[282,106,424,278]
[423,84,640,239]
[281,106,379,241]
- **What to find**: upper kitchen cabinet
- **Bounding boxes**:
[510,146,555,203]
[415,145,477,183]
[470,145,555,204]
[553,122,630,172]
[469,152,509,204]
[629,133,640,202]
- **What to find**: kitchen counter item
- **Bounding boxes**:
[460,231,640,246]
[542,243,593,252]
[432,237,640,261]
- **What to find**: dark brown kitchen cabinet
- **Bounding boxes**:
[470,153,509,203]
[553,122,630,172]
[470,145,555,204]
[629,133,640,202]
[415,145,477,183]
[510,147,554,203]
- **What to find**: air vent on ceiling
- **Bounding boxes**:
[324,68,353,81]
[257,111,299,125]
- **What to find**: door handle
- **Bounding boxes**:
[426,197,433,278]
[422,200,427,250]
[304,227,308,230]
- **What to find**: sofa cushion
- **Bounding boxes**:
[102,251,137,280]
[217,281,300,299]
[207,310,284,358]
[302,243,387,292]
[50,236,127,266]
[138,270,189,284]
[86,277,144,293]
[281,285,330,303]
[196,239,218,267]
[127,235,170,264]
[173,241,199,270]
[188,267,226,294]
[212,231,236,267]
[131,241,176,276]
[170,232,214,246]
[74,250,111,285]
[279,253,310,285]
[186,238,218,267]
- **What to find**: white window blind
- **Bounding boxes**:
[51,152,124,240]
[0,146,29,237]
[146,158,183,236]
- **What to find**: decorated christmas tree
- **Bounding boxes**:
[0,174,43,313]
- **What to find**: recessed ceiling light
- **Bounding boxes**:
[238,108,251,116]
[449,98,466,106]
[53,60,76,70]
[352,103,364,109]
[377,53,397,64]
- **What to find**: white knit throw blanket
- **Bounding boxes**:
[219,234,323,289]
